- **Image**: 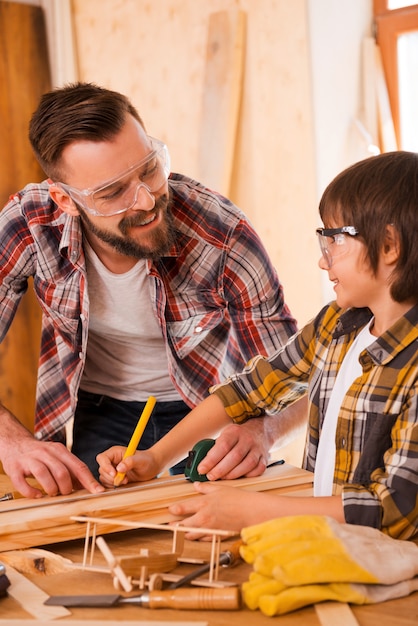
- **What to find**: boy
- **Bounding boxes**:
[98,151,418,542]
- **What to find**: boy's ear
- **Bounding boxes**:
[49,184,80,216]
[382,224,400,265]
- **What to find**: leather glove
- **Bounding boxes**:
[240,515,418,616]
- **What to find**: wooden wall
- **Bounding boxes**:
[71,0,321,328]
[0,1,51,434]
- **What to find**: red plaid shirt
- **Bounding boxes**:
[0,173,297,442]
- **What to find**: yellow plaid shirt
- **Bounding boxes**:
[212,302,418,542]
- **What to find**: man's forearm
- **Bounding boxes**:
[0,403,34,456]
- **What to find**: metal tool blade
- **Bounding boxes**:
[44,594,126,607]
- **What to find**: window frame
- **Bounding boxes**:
[374,1,418,146]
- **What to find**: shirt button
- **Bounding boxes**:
[341,438,346,448]
[80,314,85,322]
[195,326,203,333]
[78,352,84,360]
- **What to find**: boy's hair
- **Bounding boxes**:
[29,82,145,180]
[319,151,418,304]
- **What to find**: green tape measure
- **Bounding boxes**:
[184,438,215,481]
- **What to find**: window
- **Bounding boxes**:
[374,1,418,149]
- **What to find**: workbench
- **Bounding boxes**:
[0,468,417,625]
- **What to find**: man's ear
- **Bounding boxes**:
[382,224,400,265]
[49,184,80,216]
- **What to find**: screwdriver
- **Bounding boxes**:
[45,586,241,610]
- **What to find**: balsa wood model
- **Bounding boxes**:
[69,515,238,591]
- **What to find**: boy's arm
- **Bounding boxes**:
[151,394,231,469]
[168,484,344,539]
[97,395,308,486]
[198,396,308,480]
[97,394,232,486]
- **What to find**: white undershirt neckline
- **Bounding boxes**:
[80,239,180,402]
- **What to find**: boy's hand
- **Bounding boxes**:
[96,446,159,487]
[196,420,270,481]
[168,482,245,539]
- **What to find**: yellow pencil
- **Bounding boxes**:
[113,395,157,487]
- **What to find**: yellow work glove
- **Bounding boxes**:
[240,515,418,616]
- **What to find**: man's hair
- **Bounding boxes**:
[29,82,145,180]
[319,150,418,303]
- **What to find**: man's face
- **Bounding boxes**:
[58,115,175,260]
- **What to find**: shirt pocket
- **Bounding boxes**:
[34,276,81,350]
[352,412,398,485]
[166,309,225,359]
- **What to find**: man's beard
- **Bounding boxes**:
[77,193,176,260]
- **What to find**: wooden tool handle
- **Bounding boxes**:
[222,539,243,565]
[146,586,241,610]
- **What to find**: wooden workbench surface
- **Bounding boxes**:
[1,528,417,625]
[0,469,417,625]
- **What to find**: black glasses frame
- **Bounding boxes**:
[316,226,359,237]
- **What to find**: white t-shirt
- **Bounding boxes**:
[80,240,181,402]
[313,320,375,496]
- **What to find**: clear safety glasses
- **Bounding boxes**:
[57,137,170,217]
[316,226,359,267]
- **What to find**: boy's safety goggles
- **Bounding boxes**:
[316,226,359,267]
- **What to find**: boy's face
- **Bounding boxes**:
[318,225,379,310]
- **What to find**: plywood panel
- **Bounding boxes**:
[197,9,246,196]
[0,2,51,437]
[71,0,321,327]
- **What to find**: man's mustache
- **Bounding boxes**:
[119,194,168,232]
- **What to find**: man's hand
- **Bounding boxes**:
[0,407,104,498]
[1,438,104,498]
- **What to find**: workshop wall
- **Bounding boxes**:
[0,1,49,437]
[71,0,320,327]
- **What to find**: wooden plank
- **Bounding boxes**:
[0,1,48,441]
[315,602,360,626]
[5,564,70,620]
[362,37,379,150]
[375,43,398,152]
[0,622,208,626]
[0,464,313,551]
[198,9,246,196]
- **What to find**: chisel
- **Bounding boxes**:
[45,586,241,610]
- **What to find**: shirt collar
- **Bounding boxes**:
[59,213,83,264]
[334,305,418,365]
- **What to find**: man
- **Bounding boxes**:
[0,82,302,498]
